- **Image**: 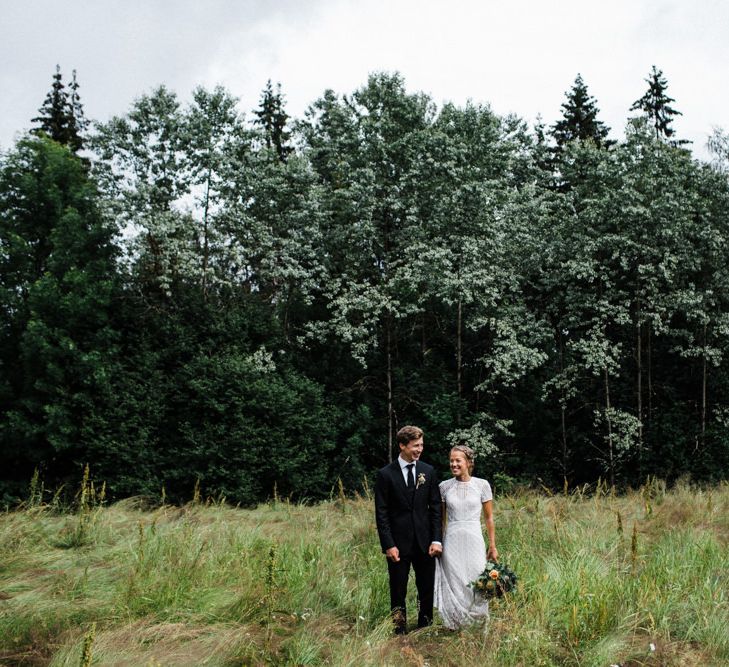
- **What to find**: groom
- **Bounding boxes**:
[375,425,442,634]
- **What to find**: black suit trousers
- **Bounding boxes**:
[387,543,436,629]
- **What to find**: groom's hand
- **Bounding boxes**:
[428,543,442,557]
[386,546,400,562]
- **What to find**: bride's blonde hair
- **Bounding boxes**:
[450,444,476,473]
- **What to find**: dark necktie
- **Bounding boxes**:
[406,463,415,489]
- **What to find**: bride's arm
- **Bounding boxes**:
[482,500,498,561]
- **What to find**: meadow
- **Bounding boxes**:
[0,477,727,666]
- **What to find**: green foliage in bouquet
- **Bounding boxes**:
[471,560,518,599]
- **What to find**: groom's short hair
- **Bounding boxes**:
[397,425,423,446]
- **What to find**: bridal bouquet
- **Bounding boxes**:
[471,560,518,599]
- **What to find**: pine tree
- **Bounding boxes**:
[254,80,293,162]
[31,65,87,152]
[551,74,611,148]
[630,66,686,144]
[67,69,89,153]
[0,137,120,487]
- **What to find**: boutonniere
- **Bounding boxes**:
[416,472,426,489]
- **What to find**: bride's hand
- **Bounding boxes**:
[487,546,498,561]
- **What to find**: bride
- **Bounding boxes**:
[434,444,498,630]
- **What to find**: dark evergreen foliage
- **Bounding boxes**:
[254,80,293,162]
[630,65,687,145]
[551,74,611,148]
[32,65,87,153]
[0,137,119,497]
[2,72,729,504]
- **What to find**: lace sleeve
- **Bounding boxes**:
[480,478,493,503]
[439,478,451,502]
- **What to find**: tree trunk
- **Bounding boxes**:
[604,365,615,488]
[475,365,482,413]
[387,316,394,463]
[421,313,427,364]
[201,167,212,299]
[647,323,652,425]
[456,296,463,426]
[282,286,291,342]
[701,322,707,450]
[636,318,643,475]
[559,329,568,480]
[561,405,567,483]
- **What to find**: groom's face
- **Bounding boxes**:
[399,437,424,463]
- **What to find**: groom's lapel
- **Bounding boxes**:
[391,461,413,507]
[391,461,406,490]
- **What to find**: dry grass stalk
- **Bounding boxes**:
[79,622,95,667]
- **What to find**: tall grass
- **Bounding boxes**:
[0,481,727,665]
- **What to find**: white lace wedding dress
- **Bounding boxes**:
[434,476,492,629]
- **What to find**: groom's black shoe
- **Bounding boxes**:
[392,608,407,635]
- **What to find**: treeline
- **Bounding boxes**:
[2,68,729,504]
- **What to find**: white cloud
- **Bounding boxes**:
[2,0,727,158]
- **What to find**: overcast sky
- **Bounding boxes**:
[2,0,727,160]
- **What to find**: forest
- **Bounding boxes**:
[2,66,729,505]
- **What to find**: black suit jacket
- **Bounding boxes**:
[374,460,442,557]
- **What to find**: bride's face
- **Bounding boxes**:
[449,451,469,478]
